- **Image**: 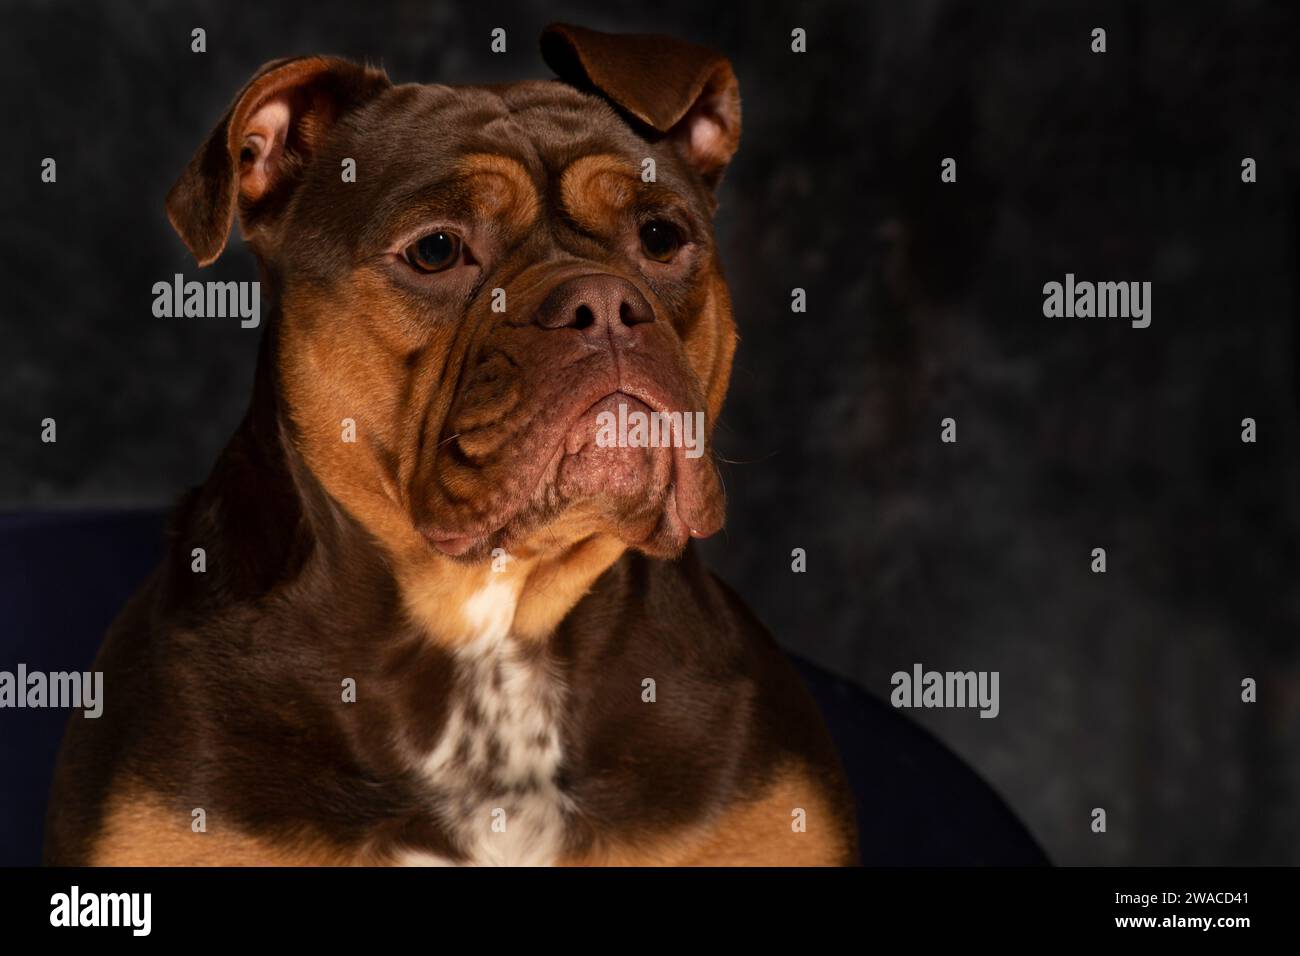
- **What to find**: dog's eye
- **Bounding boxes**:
[639,220,682,262]
[405,231,463,273]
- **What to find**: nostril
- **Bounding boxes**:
[619,299,653,326]
[573,304,595,330]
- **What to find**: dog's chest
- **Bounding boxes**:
[407,602,570,866]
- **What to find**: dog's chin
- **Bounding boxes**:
[422,394,723,562]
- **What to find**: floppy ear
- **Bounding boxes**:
[540,23,741,189]
[166,56,391,266]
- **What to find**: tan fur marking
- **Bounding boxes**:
[688,269,738,424]
[398,533,627,646]
[279,271,450,565]
[512,534,627,640]
[560,762,855,867]
[89,783,362,866]
[458,153,540,235]
[559,154,638,234]
[400,557,525,647]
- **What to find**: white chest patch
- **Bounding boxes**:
[410,581,571,866]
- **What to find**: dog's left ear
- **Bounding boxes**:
[541,23,741,189]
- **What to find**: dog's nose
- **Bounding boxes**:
[534,274,654,341]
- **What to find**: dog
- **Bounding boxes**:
[44,23,858,866]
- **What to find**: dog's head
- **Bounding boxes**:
[168,25,740,579]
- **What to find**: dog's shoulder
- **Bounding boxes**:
[553,549,859,864]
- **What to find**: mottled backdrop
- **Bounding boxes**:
[2,0,1298,865]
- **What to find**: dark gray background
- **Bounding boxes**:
[3,0,1298,865]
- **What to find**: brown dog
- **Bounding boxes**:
[44,24,858,866]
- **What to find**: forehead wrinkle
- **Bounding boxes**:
[333,84,710,261]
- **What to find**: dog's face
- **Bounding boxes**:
[167,25,740,572]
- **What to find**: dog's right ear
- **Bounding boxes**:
[166,56,390,266]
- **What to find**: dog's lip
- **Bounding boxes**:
[424,533,480,557]
[560,389,647,454]
[418,384,719,556]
